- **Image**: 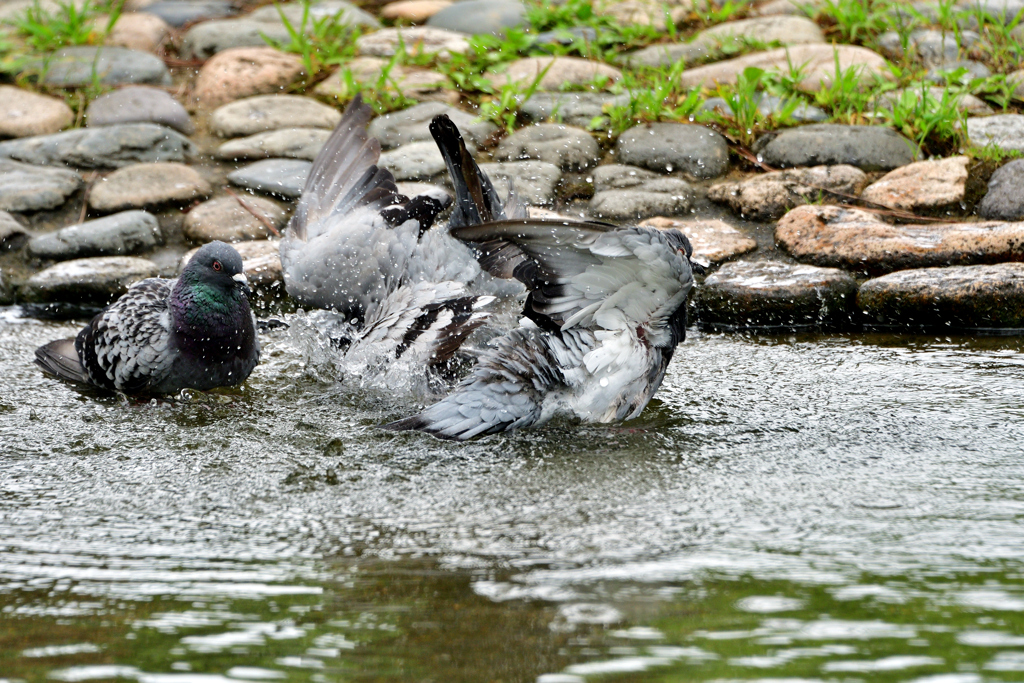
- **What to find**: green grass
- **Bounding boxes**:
[8,0,123,53]
[262,0,362,87]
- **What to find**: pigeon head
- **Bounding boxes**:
[662,229,708,275]
[182,241,251,297]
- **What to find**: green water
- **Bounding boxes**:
[4,305,1024,682]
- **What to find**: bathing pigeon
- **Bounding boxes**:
[34,241,260,395]
[383,219,700,440]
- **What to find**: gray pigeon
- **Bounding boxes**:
[34,241,260,395]
[383,220,701,440]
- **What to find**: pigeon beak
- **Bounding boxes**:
[232,272,252,296]
[689,256,710,275]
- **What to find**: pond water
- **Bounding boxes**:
[4,304,1024,683]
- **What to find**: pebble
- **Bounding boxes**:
[925,59,991,84]
[967,114,1024,153]
[0,211,27,252]
[30,46,171,88]
[707,165,868,222]
[977,159,1024,220]
[248,1,379,28]
[426,0,525,34]
[597,0,689,30]
[0,87,73,138]
[691,15,825,51]
[216,128,330,161]
[22,255,159,304]
[589,164,695,220]
[755,124,919,171]
[872,86,994,116]
[86,86,194,135]
[0,124,196,169]
[183,196,287,243]
[381,0,453,22]
[228,159,312,199]
[193,47,306,108]
[356,26,470,58]
[858,263,1024,329]
[477,160,561,205]
[89,162,212,212]
[860,156,969,211]
[180,19,292,60]
[621,42,707,69]
[876,29,979,66]
[490,57,622,90]
[367,101,498,149]
[776,205,1024,273]
[211,95,342,138]
[103,12,170,52]
[0,160,82,212]
[639,216,757,263]
[616,122,730,179]
[678,45,889,92]
[28,210,161,260]
[140,0,235,26]
[379,141,453,180]
[180,238,282,287]
[520,92,631,128]
[494,124,600,171]
[694,260,858,329]
[316,58,455,104]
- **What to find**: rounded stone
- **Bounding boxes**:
[858,263,1024,329]
[860,156,969,211]
[227,159,312,199]
[140,0,235,27]
[356,26,469,58]
[589,164,695,220]
[210,95,342,138]
[368,101,498,149]
[183,196,287,243]
[494,124,600,171]
[520,92,631,128]
[0,160,83,212]
[426,0,525,35]
[193,47,306,109]
[690,15,825,51]
[379,141,453,181]
[616,123,730,179]
[707,165,868,222]
[23,256,159,304]
[967,114,1024,153]
[316,58,454,104]
[640,217,757,263]
[380,0,452,22]
[89,162,212,212]
[31,46,171,87]
[476,160,561,206]
[490,56,621,90]
[0,211,28,251]
[694,260,858,329]
[754,124,919,172]
[0,124,197,169]
[103,11,170,52]
[28,210,162,260]
[180,18,292,60]
[0,87,74,138]
[86,86,194,135]
[978,159,1024,220]
[216,128,331,161]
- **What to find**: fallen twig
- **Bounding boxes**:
[226,187,281,237]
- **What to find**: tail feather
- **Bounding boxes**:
[34,338,90,385]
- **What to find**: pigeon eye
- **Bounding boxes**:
[213,260,222,272]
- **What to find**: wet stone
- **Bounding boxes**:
[426,0,526,35]
[616,123,729,179]
[532,27,597,47]
[477,161,561,206]
[86,86,194,135]
[872,86,994,116]
[381,0,453,22]
[228,159,312,199]
[193,47,306,109]
[30,46,170,88]
[519,92,631,129]
[694,260,858,329]
[140,0,235,26]
[0,124,196,169]
[180,18,292,60]
[589,164,695,221]
[216,128,330,161]
[494,124,600,171]
[977,159,1024,220]
[396,182,451,202]
[707,165,868,222]
[183,196,287,243]
[0,160,83,212]
[379,141,458,181]
[368,102,498,149]
[28,210,161,260]
[757,94,829,123]
[0,211,28,251]
[860,156,969,212]
[102,12,170,53]
[858,263,1024,329]
[754,124,919,172]
[776,205,1024,274]
[22,255,159,304]
[89,162,212,212]
[211,95,342,138]
[967,114,1024,153]
[876,29,980,66]
[490,57,621,90]
[926,59,991,84]
[0,87,74,138]
[356,26,470,58]
[640,216,757,263]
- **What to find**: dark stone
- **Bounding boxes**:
[22,256,159,304]
[494,123,601,171]
[368,101,498,149]
[0,124,196,169]
[589,164,694,220]
[27,46,171,87]
[533,27,597,47]
[28,210,162,260]
[695,260,858,329]
[227,159,312,199]
[180,18,291,59]
[86,86,194,135]
[519,91,631,129]
[427,0,526,35]
[757,94,828,123]
[0,211,27,251]
[978,159,1024,220]
[754,124,919,172]
[141,0,236,27]
[0,160,83,212]
[477,160,561,205]
[616,122,730,179]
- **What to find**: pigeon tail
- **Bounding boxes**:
[34,338,89,385]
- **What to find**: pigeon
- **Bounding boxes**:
[383,219,701,440]
[34,241,260,395]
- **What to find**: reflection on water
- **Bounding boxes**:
[4,306,1024,681]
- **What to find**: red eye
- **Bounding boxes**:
[212,260,222,272]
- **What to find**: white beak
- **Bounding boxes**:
[232,273,250,288]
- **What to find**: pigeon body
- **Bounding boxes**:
[35,241,259,395]
[384,220,698,440]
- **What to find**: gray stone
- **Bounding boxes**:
[248,1,379,29]
[640,216,757,263]
[707,165,868,222]
[978,159,1024,220]
[616,123,729,179]
[28,211,161,259]
[860,156,969,211]
[86,86,194,135]
[140,0,235,27]
[28,46,171,87]
[754,124,919,171]
[356,27,469,59]
[872,86,994,116]
[621,42,707,69]
[0,211,28,251]
[926,59,990,84]
[520,92,631,128]
[89,162,212,212]
[494,124,600,171]
[22,256,159,304]
[0,124,196,169]
[0,160,83,212]
[379,141,452,181]
[962,0,1024,24]
[533,27,597,47]
[757,94,829,123]
[476,160,561,205]
[858,263,1024,329]
[0,87,74,138]
[210,95,342,138]
[876,29,980,66]
[426,0,525,34]
[695,260,858,329]
[589,164,695,220]
[215,128,331,161]
[180,18,291,60]
[228,159,312,199]
[183,196,287,243]
[967,114,1024,153]
[368,101,498,149]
